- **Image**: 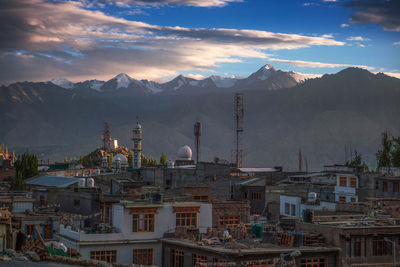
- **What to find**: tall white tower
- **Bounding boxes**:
[132,122,143,169]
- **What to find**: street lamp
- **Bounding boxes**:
[384,237,396,267]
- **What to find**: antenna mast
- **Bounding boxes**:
[232,93,244,167]
[194,121,201,163]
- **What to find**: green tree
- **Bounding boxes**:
[141,154,149,166]
[108,154,113,169]
[160,152,167,166]
[10,153,38,191]
[150,157,157,166]
[391,136,400,167]
[376,131,393,168]
[346,150,362,166]
[64,156,68,163]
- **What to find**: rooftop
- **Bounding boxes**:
[26,175,81,188]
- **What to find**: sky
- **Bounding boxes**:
[0,0,399,84]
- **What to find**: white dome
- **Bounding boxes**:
[112,153,128,167]
[177,145,192,160]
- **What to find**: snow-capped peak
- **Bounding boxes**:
[248,64,276,81]
[263,64,275,70]
[114,73,132,89]
[288,71,306,83]
[50,77,74,89]
[209,75,237,88]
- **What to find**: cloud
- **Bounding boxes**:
[343,0,400,31]
[322,0,337,2]
[185,73,206,79]
[340,23,350,28]
[393,41,400,46]
[0,0,345,84]
[104,0,243,7]
[383,72,400,79]
[346,36,370,41]
[267,57,375,70]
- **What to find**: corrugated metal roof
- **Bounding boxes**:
[237,177,262,185]
[26,175,80,188]
[237,168,278,173]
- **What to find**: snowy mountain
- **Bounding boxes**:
[50,78,74,89]
[43,64,306,95]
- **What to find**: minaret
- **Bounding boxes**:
[132,122,143,169]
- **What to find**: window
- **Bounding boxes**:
[339,176,347,186]
[300,258,326,267]
[40,195,45,206]
[393,182,399,193]
[26,224,35,236]
[133,248,153,265]
[219,216,239,227]
[375,181,379,189]
[383,181,388,192]
[193,195,208,202]
[176,213,197,227]
[74,199,80,207]
[174,206,200,228]
[373,237,392,256]
[90,250,117,263]
[339,196,346,202]
[284,203,290,215]
[171,249,184,267]
[243,192,248,199]
[291,204,296,216]
[132,214,154,232]
[251,192,262,200]
[350,177,357,188]
[350,197,356,203]
[43,224,52,239]
[192,254,207,266]
[348,236,366,257]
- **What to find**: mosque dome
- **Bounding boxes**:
[177,145,192,160]
[112,153,128,167]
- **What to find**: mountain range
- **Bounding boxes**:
[46,64,305,96]
[1,65,399,171]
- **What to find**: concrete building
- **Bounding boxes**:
[59,200,212,265]
[132,123,143,169]
[296,216,400,266]
[162,238,339,266]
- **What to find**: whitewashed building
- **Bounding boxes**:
[59,201,212,265]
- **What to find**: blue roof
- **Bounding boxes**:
[26,175,80,188]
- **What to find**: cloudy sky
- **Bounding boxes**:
[0,0,399,84]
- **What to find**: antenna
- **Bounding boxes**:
[101,122,112,151]
[298,148,303,172]
[194,121,201,163]
[232,93,244,167]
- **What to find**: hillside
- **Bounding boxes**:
[1,68,399,170]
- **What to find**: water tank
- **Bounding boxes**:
[167,161,175,168]
[78,178,86,187]
[308,192,317,202]
[86,178,94,187]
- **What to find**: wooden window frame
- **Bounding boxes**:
[300,258,327,267]
[26,224,35,236]
[350,177,357,188]
[90,250,117,263]
[372,237,392,256]
[132,214,155,233]
[393,182,399,193]
[171,249,184,267]
[339,176,347,187]
[339,196,346,202]
[176,213,197,227]
[383,181,388,192]
[133,248,153,265]
[218,216,239,227]
[192,253,207,266]
[251,192,262,200]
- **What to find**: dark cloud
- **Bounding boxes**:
[343,0,400,31]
